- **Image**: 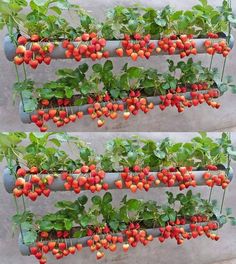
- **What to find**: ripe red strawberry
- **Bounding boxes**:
[13,188,23,197]
[68,246,76,254]
[115,180,123,189]
[39,258,47,264]
[43,56,51,65]
[130,184,137,193]
[31,34,40,42]
[82,33,90,41]
[40,126,48,133]
[18,36,27,45]
[14,56,24,65]
[28,192,38,201]
[30,246,38,255]
[17,168,26,177]
[116,48,124,57]
[16,45,26,55]
[69,114,77,122]
[48,109,57,119]
[15,177,25,186]
[130,52,138,61]
[58,242,66,251]
[31,42,41,52]
[48,241,56,251]
[31,114,41,125]
[30,166,38,174]
[42,189,51,197]
[180,35,188,42]
[29,59,39,69]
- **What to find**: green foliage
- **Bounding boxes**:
[0,132,232,172]
[13,191,231,245]
[18,59,223,112]
[0,1,234,39]
[0,132,96,172]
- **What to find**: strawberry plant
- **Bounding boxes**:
[11,191,236,263]
[1,132,235,262]
[13,59,236,131]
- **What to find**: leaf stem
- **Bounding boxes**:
[220,189,226,214]
[209,55,214,70]
[221,57,227,82]
[208,187,213,202]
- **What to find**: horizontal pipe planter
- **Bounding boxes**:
[18,220,220,256]
[4,33,234,61]
[19,87,221,124]
[3,166,233,194]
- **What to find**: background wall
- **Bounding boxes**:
[1,0,236,132]
[0,132,236,264]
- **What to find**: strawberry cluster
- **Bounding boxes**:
[158,217,219,244]
[13,167,53,201]
[30,216,219,263]
[31,98,84,132]
[116,34,156,61]
[87,91,154,127]
[203,171,230,189]
[124,90,154,117]
[204,39,231,57]
[62,33,109,61]
[159,84,220,112]
[87,93,124,128]
[123,223,153,249]
[115,166,156,193]
[14,35,54,69]
[86,225,123,260]
[157,34,197,59]
[157,167,196,190]
[30,231,83,263]
[62,165,108,194]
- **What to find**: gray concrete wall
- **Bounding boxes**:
[0,132,236,264]
[1,0,236,132]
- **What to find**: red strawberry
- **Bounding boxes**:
[42,189,51,197]
[18,36,27,45]
[40,126,48,133]
[69,114,76,122]
[17,168,27,177]
[75,243,83,251]
[14,56,24,65]
[28,192,38,201]
[13,188,23,197]
[43,56,51,65]
[15,177,25,186]
[30,166,38,174]
[116,48,124,57]
[68,246,76,254]
[58,242,66,251]
[115,180,123,189]
[48,109,57,118]
[31,34,40,42]
[29,59,39,69]
[30,246,38,255]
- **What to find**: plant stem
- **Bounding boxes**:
[208,187,213,202]
[221,57,227,82]
[13,196,24,242]
[14,64,20,82]
[22,196,26,212]
[220,189,226,214]
[209,55,214,70]
[22,64,27,80]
